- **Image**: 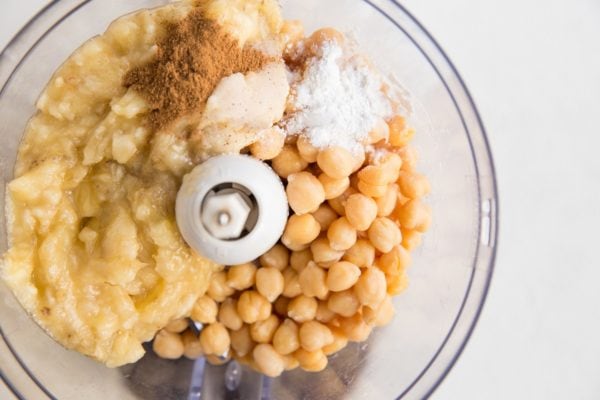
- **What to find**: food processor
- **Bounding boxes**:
[0,0,498,399]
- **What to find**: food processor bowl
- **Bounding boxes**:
[0,0,498,399]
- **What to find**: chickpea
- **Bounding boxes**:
[366,153,402,186]
[250,314,280,343]
[218,299,243,331]
[253,344,285,377]
[207,271,235,302]
[317,147,355,179]
[387,115,406,143]
[378,245,411,276]
[387,271,409,295]
[282,267,302,298]
[312,204,339,231]
[153,329,184,359]
[165,318,189,333]
[397,199,432,232]
[284,241,309,252]
[237,291,272,324]
[290,249,312,272]
[250,127,285,160]
[389,123,414,149]
[381,152,403,179]
[388,115,415,148]
[367,118,390,144]
[298,262,329,299]
[227,263,257,291]
[296,136,319,162]
[259,244,289,270]
[318,174,350,200]
[338,313,372,342]
[272,145,308,178]
[310,238,344,267]
[376,184,398,217]
[322,328,348,355]
[272,318,300,355]
[200,323,230,356]
[274,296,291,316]
[354,267,386,308]
[281,240,310,255]
[315,300,336,323]
[191,295,218,324]
[299,321,334,352]
[401,227,422,251]
[294,348,328,372]
[326,261,361,292]
[283,354,300,371]
[368,217,402,253]
[398,171,431,199]
[343,239,375,268]
[286,172,326,215]
[327,217,357,251]
[182,330,204,359]
[357,179,387,198]
[256,267,285,302]
[398,146,418,172]
[357,165,389,187]
[327,289,360,317]
[230,324,255,357]
[282,214,320,249]
[363,295,395,327]
[287,295,318,323]
[345,193,378,231]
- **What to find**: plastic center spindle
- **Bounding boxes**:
[176,155,289,266]
[200,189,252,240]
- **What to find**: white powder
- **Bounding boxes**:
[284,41,392,153]
[365,144,389,164]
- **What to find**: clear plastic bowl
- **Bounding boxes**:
[0,0,498,399]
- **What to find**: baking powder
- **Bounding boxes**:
[285,41,392,153]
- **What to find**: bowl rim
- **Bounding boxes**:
[364,2,499,398]
[0,1,499,399]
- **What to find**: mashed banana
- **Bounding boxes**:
[1,0,285,367]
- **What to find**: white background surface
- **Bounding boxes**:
[1,1,599,399]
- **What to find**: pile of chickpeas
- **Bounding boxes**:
[151,113,431,377]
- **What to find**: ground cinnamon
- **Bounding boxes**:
[123,9,271,131]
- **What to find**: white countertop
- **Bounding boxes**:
[2,1,599,399]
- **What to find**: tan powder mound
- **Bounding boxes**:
[123,9,272,131]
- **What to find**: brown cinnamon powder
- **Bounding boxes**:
[123,9,271,131]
